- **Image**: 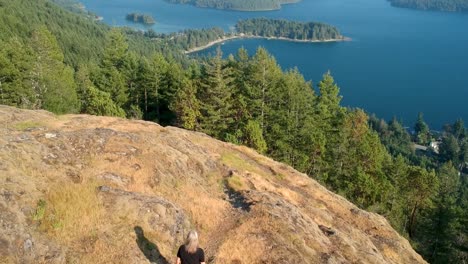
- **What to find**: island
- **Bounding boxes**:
[388,0,468,12]
[126,13,156,25]
[164,0,301,11]
[168,18,348,54]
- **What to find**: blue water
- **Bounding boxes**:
[80,0,468,128]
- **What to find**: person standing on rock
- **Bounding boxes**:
[176,230,206,264]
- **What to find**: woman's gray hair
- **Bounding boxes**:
[184,230,199,253]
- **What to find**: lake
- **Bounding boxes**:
[80,0,468,128]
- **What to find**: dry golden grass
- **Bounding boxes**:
[40,180,104,244]
[226,175,247,192]
[166,183,228,232]
[11,120,45,131]
[215,214,283,263]
[0,256,16,264]
[221,152,266,176]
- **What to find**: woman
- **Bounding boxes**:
[176,230,205,264]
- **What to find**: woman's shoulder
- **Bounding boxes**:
[177,245,185,253]
[197,247,205,255]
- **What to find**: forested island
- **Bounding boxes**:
[388,0,468,12]
[126,13,156,25]
[164,0,300,11]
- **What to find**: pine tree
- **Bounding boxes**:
[30,26,78,114]
[198,48,234,139]
[0,38,35,108]
[440,135,460,163]
[95,29,129,107]
[75,65,125,117]
[415,112,430,145]
[170,79,200,130]
[248,47,282,131]
[244,120,267,153]
[405,166,438,238]
[424,162,461,263]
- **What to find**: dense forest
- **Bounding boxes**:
[388,0,468,12]
[165,0,300,11]
[236,18,344,41]
[126,13,156,25]
[0,0,467,263]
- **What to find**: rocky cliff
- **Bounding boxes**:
[0,105,426,264]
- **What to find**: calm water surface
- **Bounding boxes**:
[80,0,468,128]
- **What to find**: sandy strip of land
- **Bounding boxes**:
[184,34,351,54]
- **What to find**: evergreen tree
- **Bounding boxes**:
[75,65,125,117]
[0,38,35,108]
[227,48,252,143]
[198,48,234,139]
[95,29,129,107]
[244,120,267,153]
[405,166,438,238]
[158,58,185,125]
[415,112,430,145]
[30,26,78,114]
[423,162,461,263]
[248,47,282,131]
[315,72,345,185]
[171,79,200,130]
[440,135,460,163]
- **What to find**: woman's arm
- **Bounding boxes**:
[176,257,181,264]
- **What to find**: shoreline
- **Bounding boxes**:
[184,34,351,54]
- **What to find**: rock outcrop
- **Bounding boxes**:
[0,105,426,263]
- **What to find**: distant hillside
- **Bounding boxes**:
[165,0,300,11]
[0,0,108,66]
[0,0,172,66]
[0,105,427,263]
[388,0,468,12]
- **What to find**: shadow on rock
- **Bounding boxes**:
[134,226,169,264]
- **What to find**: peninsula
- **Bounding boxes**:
[182,18,348,54]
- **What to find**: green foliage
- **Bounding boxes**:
[32,199,47,221]
[171,80,201,130]
[244,120,267,153]
[370,116,414,157]
[94,29,130,107]
[0,38,35,108]
[199,49,235,138]
[415,112,430,145]
[236,18,343,41]
[30,27,78,114]
[0,0,107,66]
[76,65,125,117]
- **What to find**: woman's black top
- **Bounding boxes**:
[177,245,205,264]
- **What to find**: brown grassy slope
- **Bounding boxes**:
[0,105,426,264]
